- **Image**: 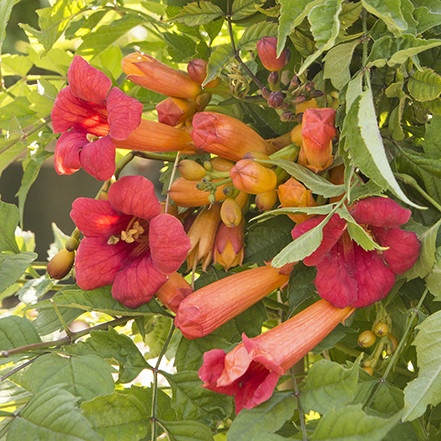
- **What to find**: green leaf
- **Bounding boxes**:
[205,44,233,85]
[158,419,214,441]
[286,264,318,314]
[168,2,224,26]
[17,277,56,303]
[161,370,233,427]
[408,67,441,102]
[81,393,149,441]
[0,139,27,178]
[0,252,37,293]
[413,0,441,33]
[261,159,345,198]
[310,404,401,440]
[361,0,407,34]
[0,54,33,77]
[426,248,441,300]
[76,15,145,60]
[403,310,441,421]
[271,211,334,268]
[231,0,265,20]
[300,359,360,414]
[309,0,343,50]
[143,315,173,360]
[19,0,88,52]
[163,32,197,62]
[238,22,278,50]
[0,0,16,53]
[228,392,296,440]
[244,215,294,265]
[202,18,224,43]
[0,96,36,130]
[421,115,441,159]
[0,316,42,351]
[0,202,20,254]
[341,88,423,209]
[32,285,168,317]
[323,40,360,89]
[18,353,115,402]
[65,327,149,384]
[6,385,102,441]
[278,0,326,55]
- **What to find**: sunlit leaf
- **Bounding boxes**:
[168,2,224,26]
[158,419,214,441]
[0,315,41,351]
[231,0,265,20]
[408,67,441,102]
[361,0,407,34]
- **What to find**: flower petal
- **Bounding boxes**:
[111,256,167,308]
[54,131,85,175]
[108,175,161,220]
[107,87,143,140]
[350,197,411,228]
[68,56,112,105]
[51,87,109,136]
[75,237,127,290]
[149,214,191,274]
[80,135,116,181]
[71,198,131,237]
[292,214,346,266]
[373,227,421,274]
[243,334,284,375]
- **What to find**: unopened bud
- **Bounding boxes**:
[295,95,306,105]
[178,159,206,180]
[310,90,324,98]
[230,159,277,194]
[47,249,75,280]
[221,197,243,227]
[268,71,279,86]
[196,182,206,191]
[255,190,278,211]
[290,124,303,146]
[195,93,212,112]
[208,193,217,204]
[203,160,213,171]
[187,58,220,88]
[257,36,291,72]
[65,236,80,252]
[156,97,196,126]
[261,87,271,99]
[280,111,293,122]
[268,91,285,108]
[210,157,235,172]
[290,75,300,88]
[222,185,236,198]
[306,81,315,92]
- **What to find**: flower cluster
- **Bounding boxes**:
[48,39,422,415]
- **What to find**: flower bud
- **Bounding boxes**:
[191,112,276,161]
[187,58,220,88]
[213,220,245,271]
[195,93,212,112]
[122,52,202,98]
[268,71,279,87]
[187,203,222,271]
[177,159,206,180]
[261,87,271,99]
[156,97,197,126]
[230,159,277,194]
[329,164,346,203]
[268,91,285,108]
[257,37,291,72]
[155,272,193,313]
[255,189,278,211]
[278,177,317,224]
[169,178,229,207]
[210,157,235,172]
[220,197,243,227]
[290,124,303,146]
[299,107,337,173]
[47,249,75,280]
[65,236,80,252]
[280,111,293,122]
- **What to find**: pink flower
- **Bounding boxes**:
[291,197,421,308]
[199,300,354,413]
[70,176,191,308]
[51,56,143,181]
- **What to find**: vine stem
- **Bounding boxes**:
[365,288,429,408]
[151,323,175,441]
[165,151,180,215]
[290,366,308,441]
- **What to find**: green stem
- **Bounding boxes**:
[151,323,175,441]
[290,366,308,441]
[114,151,135,180]
[165,152,180,215]
[394,172,437,212]
[133,151,177,162]
[262,297,289,312]
[50,299,74,338]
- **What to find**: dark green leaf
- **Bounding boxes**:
[205,44,233,84]
[238,22,278,50]
[0,0,16,53]
[311,404,401,440]
[361,0,407,34]
[6,385,102,441]
[164,32,197,62]
[81,393,149,441]
[0,316,41,351]
[158,419,214,441]
[286,264,317,314]
[227,392,296,441]
[299,358,360,414]
[65,327,149,383]
[18,353,115,402]
[202,18,224,44]
[413,0,441,33]
[0,252,37,293]
[161,370,233,427]
[231,0,265,21]
[421,115,441,159]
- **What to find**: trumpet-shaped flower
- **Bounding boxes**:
[71,176,191,309]
[199,299,354,413]
[291,197,421,308]
[51,56,143,181]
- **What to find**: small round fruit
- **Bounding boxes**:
[362,367,374,376]
[373,322,389,337]
[358,330,377,348]
[388,334,399,353]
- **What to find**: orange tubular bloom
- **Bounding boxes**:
[156,97,197,126]
[174,266,290,339]
[213,220,245,271]
[186,203,222,271]
[230,159,277,195]
[168,178,229,207]
[191,112,276,161]
[278,177,317,224]
[155,272,193,313]
[299,108,337,173]
[112,119,197,155]
[199,300,355,413]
